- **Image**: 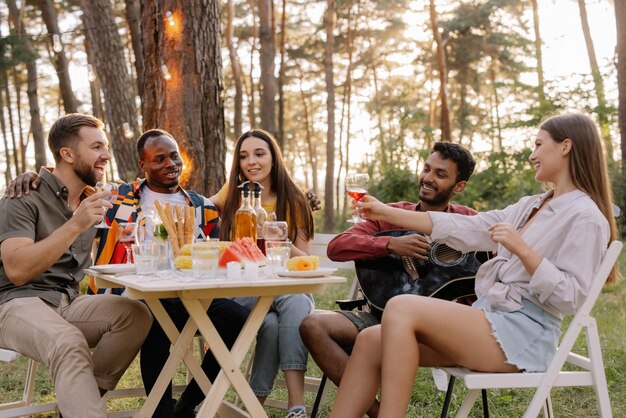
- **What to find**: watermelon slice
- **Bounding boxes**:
[238,237,266,262]
[218,246,244,268]
[217,238,267,268]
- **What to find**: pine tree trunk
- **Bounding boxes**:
[7,0,46,170]
[4,70,19,172]
[13,70,26,172]
[299,79,318,195]
[0,70,12,184]
[615,0,626,172]
[429,0,451,142]
[336,6,355,220]
[577,0,612,157]
[531,0,545,104]
[141,0,226,197]
[277,0,287,148]
[26,61,46,170]
[226,0,243,139]
[124,0,144,103]
[323,0,336,231]
[84,34,105,122]
[259,0,276,134]
[37,0,77,114]
[80,0,140,180]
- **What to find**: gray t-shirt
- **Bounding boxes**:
[0,168,96,306]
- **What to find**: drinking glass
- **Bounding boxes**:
[263,221,288,241]
[265,240,292,273]
[117,222,137,264]
[93,182,119,228]
[345,173,369,223]
[132,242,158,275]
[191,246,219,279]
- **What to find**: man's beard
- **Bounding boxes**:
[419,182,456,206]
[73,159,99,187]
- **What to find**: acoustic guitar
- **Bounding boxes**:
[355,230,491,312]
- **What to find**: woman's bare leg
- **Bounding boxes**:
[329,326,383,418]
[378,295,518,418]
[284,369,306,408]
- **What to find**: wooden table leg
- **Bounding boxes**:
[137,299,207,417]
[183,296,274,418]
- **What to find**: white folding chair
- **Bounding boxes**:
[0,349,59,418]
[434,240,622,418]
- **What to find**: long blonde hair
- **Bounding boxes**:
[540,112,619,284]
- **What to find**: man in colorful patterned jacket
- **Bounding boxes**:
[93,129,249,418]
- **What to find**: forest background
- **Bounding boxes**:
[0,0,625,233]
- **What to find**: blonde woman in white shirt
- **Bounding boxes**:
[329,111,619,418]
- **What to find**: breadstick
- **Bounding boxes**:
[184,206,195,244]
[155,200,180,255]
[175,205,184,247]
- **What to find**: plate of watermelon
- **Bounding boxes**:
[218,237,267,269]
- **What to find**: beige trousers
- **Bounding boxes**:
[0,294,152,418]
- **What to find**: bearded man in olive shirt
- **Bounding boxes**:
[300,142,476,418]
[0,114,152,418]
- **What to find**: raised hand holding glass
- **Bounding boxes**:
[93,182,118,228]
[345,173,369,223]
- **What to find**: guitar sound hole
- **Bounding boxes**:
[432,244,465,266]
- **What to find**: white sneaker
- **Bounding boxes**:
[285,407,307,418]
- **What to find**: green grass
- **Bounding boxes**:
[1,261,625,417]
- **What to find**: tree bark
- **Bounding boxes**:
[323,0,336,230]
[246,0,257,128]
[141,0,226,196]
[37,0,78,114]
[226,0,243,138]
[7,0,46,170]
[259,0,276,134]
[0,70,13,184]
[299,78,318,194]
[277,0,287,148]
[13,70,26,172]
[577,0,612,156]
[3,69,20,172]
[336,6,355,219]
[81,0,140,180]
[429,0,451,142]
[83,33,105,122]
[616,0,626,171]
[530,0,545,104]
[124,0,145,103]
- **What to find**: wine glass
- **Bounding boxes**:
[93,182,119,228]
[262,221,289,255]
[345,173,369,223]
[117,222,137,264]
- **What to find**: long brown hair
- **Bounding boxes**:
[219,130,315,243]
[540,112,619,284]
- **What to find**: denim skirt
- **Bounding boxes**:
[473,296,561,372]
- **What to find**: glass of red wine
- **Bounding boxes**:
[117,222,137,264]
[93,182,119,228]
[345,173,369,223]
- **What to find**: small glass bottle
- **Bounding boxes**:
[234,181,257,241]
[252,182,268,253]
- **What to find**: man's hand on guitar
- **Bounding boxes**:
[386,234,431,260]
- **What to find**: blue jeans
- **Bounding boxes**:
[232,293,315,396]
